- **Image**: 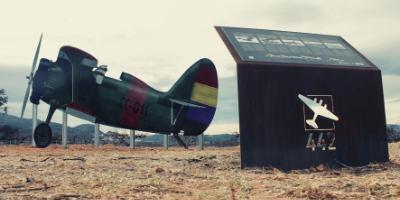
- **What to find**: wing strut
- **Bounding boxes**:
[170,101,188,149]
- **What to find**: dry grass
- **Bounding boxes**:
[0,142,399,199]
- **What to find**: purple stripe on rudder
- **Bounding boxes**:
[186,106,215,125]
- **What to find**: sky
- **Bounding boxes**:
[0,0,399,134]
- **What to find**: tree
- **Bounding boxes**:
[0,89,8,108]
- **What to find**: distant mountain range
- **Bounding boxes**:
[0,113,96,142]
[387,124,400,142]
[0,113,399,145]
[0,114,240,146]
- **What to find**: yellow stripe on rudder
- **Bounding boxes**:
[191,82,218,107]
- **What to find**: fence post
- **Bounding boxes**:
[94,123,100,147]
[62,110,68,149]
[130,130,135,149]
[163,135,169,149]
[198,134,204,150]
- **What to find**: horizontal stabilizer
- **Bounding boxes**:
[169,98,205,108]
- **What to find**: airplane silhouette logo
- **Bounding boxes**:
[298,94,339,129]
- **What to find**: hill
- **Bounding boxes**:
[0,114,95,142]
[0,113,399,145]
[387,124,400,142]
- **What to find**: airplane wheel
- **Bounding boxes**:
[34,123,52,148]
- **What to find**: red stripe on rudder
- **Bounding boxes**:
[121,78,148,128]
[196,66,218,87]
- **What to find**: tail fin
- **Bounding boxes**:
[167,58,218,136]
[306,119,319,129]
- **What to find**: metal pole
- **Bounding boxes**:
[166,102,173,150]
[32,104,38,147]
[130,130,135,149]
[198,134,204,150]
[163,134,169,149]
[170,102,173,125]
[94,123,100,147]
[62,110,68,149]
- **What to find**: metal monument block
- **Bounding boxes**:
[216,26,389,170]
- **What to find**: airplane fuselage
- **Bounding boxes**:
[87,75,173,133]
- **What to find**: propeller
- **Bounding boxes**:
[20,34,43,118]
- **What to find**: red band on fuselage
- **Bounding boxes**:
[120,78,148,128]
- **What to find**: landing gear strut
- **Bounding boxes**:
[174,133,188,149]
[33,106,56,148]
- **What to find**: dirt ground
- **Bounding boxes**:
[0,142,399,200]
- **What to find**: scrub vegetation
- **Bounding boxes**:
[0,143,399,199]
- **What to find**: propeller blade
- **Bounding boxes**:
[31,33,43,73]
[20,83,31,118]
[20,34,43,118]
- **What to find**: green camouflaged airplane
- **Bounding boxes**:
[20,35,218,148]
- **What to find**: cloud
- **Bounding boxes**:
[366,42,400,75]
[237,1,328,27]
[385,100,400,124]
[386,98,400,103]
[212,76,238,124]
[0,66,28,103]
[1,0,400,132]
[206,122,239,134]
[382,75,400,99]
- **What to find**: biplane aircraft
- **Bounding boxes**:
[20,35,218,148]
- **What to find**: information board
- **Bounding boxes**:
[218,26,373,67]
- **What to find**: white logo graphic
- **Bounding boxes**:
[298,94,339,129]
[234,33,260,43]
[298,94,339,151]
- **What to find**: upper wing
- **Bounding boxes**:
[318,109,339,121]
[298,94,321,110]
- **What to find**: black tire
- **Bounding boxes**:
[34,123,52,148]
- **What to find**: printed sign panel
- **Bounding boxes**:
[219,26,373,67]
